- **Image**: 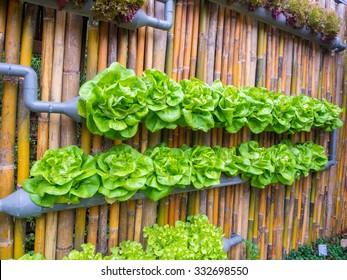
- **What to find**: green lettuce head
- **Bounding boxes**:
[22,145,99,207]
[144,144,191,201]
[183,145,224,189]
[77,62,148,140]
[96,144,153,203]
[178,79,221,132]
[142,69,184,132]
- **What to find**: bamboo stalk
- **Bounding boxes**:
[0,0,23,259]
[196,0,208,81]
[96,21,109,255]
[14,3,38,259]
[36,8,55,256]
[117,27,128,67]
[171,0,183,82]
[41,10,67,260]
[0,0,7,57]
[85,20,99,248]
[56,13,83,259]
[188,0,200,78]
[108,23,117,64]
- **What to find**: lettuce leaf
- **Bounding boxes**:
[95,144,153,203]
[142,69,184,132]
[78,62,148,140]
[22,145,99,207]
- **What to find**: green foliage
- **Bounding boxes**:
[78,63,343,141]
[144,144,191,201]
[22,145,100,207]
[286,235,347,260]
[91,0,146,22]
[178,79,221,132]
[104,241,155,260]
[183,145,224,189]
[96,144,153,203]
[243,239,260,260]
[17,215,228,260]
[142,69,183,132]
[107,214,227,260]
[63,243,103,260]
[24,139,328,205]
[78,62,148,140]
[17,253,46,260]
[227,0,341,41]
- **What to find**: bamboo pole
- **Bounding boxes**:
[108,23,117,65]
[40,10,66,260]
[32,8,55,256]
[14,3,38,259]
[56,13,83,259]
[96,21,109,255]
[0,0,23,259]
[0,0,7,58]
[108,25,128,252]
[84,20,99,248]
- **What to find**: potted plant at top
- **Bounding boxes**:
[23,0,174,30]
[207,0,345,52]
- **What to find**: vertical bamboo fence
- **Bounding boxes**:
[0,0,346,260]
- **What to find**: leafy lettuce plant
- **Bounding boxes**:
[235,141,275,188]
[95,144,153,203]
[22,145,99,207]
[213,146,239,177]
[78,62,148,140]
[144,144,191,201]
[183,145,224,189]
[104,241,155,260]
[141,69,184,132]
[143,214,227,260]
[178,79,221,132]
[63,243,103,260]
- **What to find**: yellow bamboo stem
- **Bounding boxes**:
[0,0,7,57]
[56,13,83,259]
[0,0,23,259]
[14,3,38,259]
[85,20,99,248]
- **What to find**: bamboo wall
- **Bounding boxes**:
[0,0,346,260]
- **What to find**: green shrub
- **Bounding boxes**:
[286,235,347,260]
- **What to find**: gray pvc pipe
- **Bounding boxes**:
[0,62,82,122]
[209,0,346,53]
[324,129,337,169]
[335,0,347,5]
[23,0,173,31]
[0,175,246,218]
[223,234,244,252]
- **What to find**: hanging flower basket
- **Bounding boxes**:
[23,0,173,30]
[208,0,345,52]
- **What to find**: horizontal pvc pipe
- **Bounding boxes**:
[0,129,338,218]
[223,234,244,252]
[335,0,347,5]
[0,62,83,122]
[0,175,247,218]
[23,0,173,31]
[209,0,346,53]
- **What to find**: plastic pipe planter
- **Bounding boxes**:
[335,0,347,5]
[23,0,173,31]
[208,0,345,53]
[0,176,247,218]
[0,131,337,219]
[223,234,244,252]
[0,62,82,122]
